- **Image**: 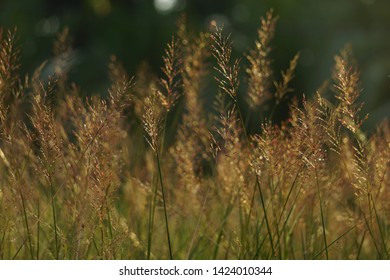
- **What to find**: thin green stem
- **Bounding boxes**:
[0,221,7,259]
[315,167,328,260]
[236,100,250,147]
[312,225,356,260]
[12,238,27,260]
[103,183,116,259]
[147,195,153,260]
[49,179,59,260]
[36,198,40,260]
[100,218,105,259]
[92,237,101,259]
[186,184,211,259]
[370,194,389,259]
[275,164,304,232]
[156,152,173,260]
[19,188,34,259]
[106,204,116,259]
[268,100,280,121]
[241,178,257,258]
[212,193,235,260]
[256,175,275,258]
[356,229,367,260]
[362,212,382,259]
[147,175,158,260]
[160,115,168,154]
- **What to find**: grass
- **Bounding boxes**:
[0,10,389,260]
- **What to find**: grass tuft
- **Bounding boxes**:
[0,11,389,260]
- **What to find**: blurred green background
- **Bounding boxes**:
[1,0,389,127]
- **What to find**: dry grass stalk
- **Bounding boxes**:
[333,46,368,136]
[0,28,20,98]
[274,53,300,103]
[211,24,240,102]
[246,10,278,107]
[142,90,163,152]
[158,37,183,111]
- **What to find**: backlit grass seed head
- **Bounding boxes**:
[29,79,63,172]
[142,89,163,152]
[288,96,328,171]
[274,52,300,103]
[211,105,250,206]
[351,142,371,195]
[211,25,240,101]
[333,47,368,135]
[0,28,20,96]
[246,9,278,107]
[158,37,183,111]
[210,105,241,160]
[250,122,278,177]
[108,56,134,111]
[89,156,117,217]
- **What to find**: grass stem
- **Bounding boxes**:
[156,152,173,260]
[256,175,275,258]
[315,167,328,260]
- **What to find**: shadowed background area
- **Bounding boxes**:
[1,0,389,128]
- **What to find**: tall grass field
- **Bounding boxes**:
[0,10,389,260]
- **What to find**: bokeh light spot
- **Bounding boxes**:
[154,0,178,14]
[35,16,60,36]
